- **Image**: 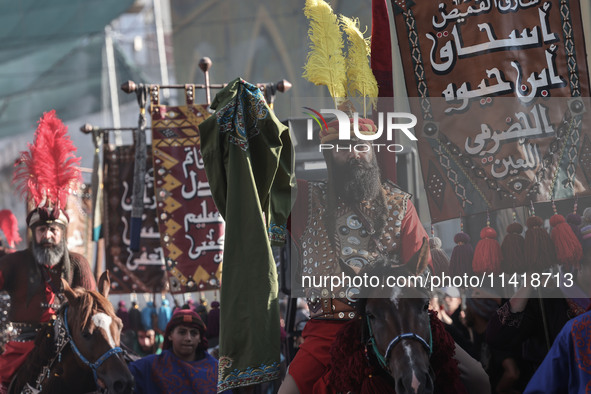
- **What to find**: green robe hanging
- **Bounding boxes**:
[198,78,295,391]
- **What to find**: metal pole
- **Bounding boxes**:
[104,25,123,145]
[153,0,170,99]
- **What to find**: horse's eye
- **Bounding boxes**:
[82,330,92,339]
[366,312,375,320]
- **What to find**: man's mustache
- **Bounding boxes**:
[347,158,373,170]
[40,239,57,246]
[347,158,364,166]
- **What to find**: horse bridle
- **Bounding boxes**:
[365,315,432,372]
[26,305,123,393]
[63,306,124,385]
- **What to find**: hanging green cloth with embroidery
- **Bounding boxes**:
[198,77,295,391]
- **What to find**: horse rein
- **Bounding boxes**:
[25,305,123,393]
[366,315,433,372]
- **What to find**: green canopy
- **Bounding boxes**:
[0,0,143,139]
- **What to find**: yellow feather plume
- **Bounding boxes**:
[303,0,347,107]
[341,15,378,117]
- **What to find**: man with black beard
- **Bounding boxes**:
[0,209,96,391]
[279,118,432,393]
[279,118,492,394]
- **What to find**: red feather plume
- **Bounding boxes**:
[13,110,81,210]
[0,209,21,248]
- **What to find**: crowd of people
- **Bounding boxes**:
[430,260,591,394]
[432,222,591,393]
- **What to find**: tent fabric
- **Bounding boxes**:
[0,0,140,140]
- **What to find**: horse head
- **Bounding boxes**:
[61,271,134,394]
[351,237,434,394]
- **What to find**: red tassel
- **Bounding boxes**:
[550,214,582,270]
[360,373,396,394]
[472,226,501,274]
[449,232,474,277]
[328,319,373,392]
[501,222,525,274]
[524,216,556,271]
[429,237,450,275]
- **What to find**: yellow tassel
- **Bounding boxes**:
[341,15,378,117]
[303,0,347,107]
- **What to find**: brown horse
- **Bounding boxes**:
[360,237,434,394]
[10,271,133,394]
[332,237,434,394]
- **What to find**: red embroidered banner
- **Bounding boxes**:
[151,102,224,294]
[390,0,591,222]
[103,144,166,293]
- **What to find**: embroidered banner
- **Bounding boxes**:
[103,144,166,293]
[391,0,591,222]
[151,100,224,294]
